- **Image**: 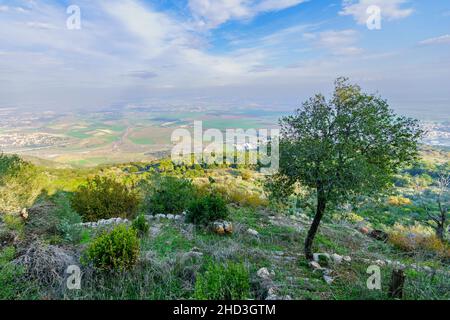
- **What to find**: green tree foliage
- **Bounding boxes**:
[144,175,194,215]
[186,193,229,225]
[82,225,140,271]
[0,153,46,214]
[72,176,140,222]
[267,78,423,260]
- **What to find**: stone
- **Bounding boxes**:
[343,256,352,263]
[374,259,386,267]
[331,253,343,264]
[257,267,273,280]
[223,221,233,234]
[155,214,166,219]
[212,221,225,235]
[323,275,334,285]
[167,214,175,220]
[359,226,370,234]
[20,208,29,220]
[212,221,233,235]
[247,228,259,237]
[313,253,331,265]
[309,261,323,271]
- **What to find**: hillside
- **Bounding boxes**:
[0,151,449,300]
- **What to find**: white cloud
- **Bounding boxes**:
[188,0,306,29]
[0,5,9,12]
[306,29,363,55]
[340,0,413,24]
[419,34,450,46]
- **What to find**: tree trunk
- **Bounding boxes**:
[389,269,405,299]
[304,187,327,261]
[436,223,444,242]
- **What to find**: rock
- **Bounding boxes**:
[211,221,233,235]
[257,267,274,280]
[20,208,29,220]
[374,259,386,267]
[155,214,166,219]
[331,253,343,264]
[313,253,331,265]
[212,221,225,235]
[359,226,370,234]
[323,275,334,285]
[223,221,233,234]
[343,256,352,263]
[309,261,323,271]
[247,228,259,237]
[167,214,175,220]
[174,215,183,221]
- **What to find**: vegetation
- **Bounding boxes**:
[0,80,448,301]
[82,225,140,271]
[194,261,250,300]
[267,78,423,260]
[144,175,194,215]
[186,193,229,226]
[72,175,140,222]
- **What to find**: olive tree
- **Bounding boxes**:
[268,78,423,260]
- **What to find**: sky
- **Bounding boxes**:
[0,0,449,118]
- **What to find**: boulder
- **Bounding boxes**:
[309,261,323,271]
[257,267,274,280]
[211,221,233,235]
[331,253,343,264]
[323,275,334,285]
[247,228,259,237]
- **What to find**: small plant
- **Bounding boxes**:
[72,175,140,222]
[145,175,194,215]
[194,261,250,300]
[186,193,228,226]
[132,214,149,237]
[388,196,412,206]
[82,225,140,271]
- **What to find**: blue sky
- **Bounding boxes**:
[0,0,449,118]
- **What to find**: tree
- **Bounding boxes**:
[416,174,449,241]
[268,78,423,260]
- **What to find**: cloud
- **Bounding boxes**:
[306,29,363,55]
[188,0,307,29]
[340,0,413,24]
[419,34,450,46]
[0,5,9,12]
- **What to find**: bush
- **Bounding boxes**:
[83,225,140,271]
[0,246,38,299]
[186,193,228,226]
[132,214,149,237]
[0,154,47,214]
[72,176,140,222]
[388,223,450,259]
[194,261,250,300]
[387,196,412,206]
[145,175,194,215]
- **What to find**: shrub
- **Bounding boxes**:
[387,196,412,206]
[72,176,140,222]
[194,261,250,300]
[240,170,252,181]
[145,175,194,215]
[388,223,450,259]
[186,193,228,226]
[132,214,149,237]
[0,154,47,214]
[82,225,140,271]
